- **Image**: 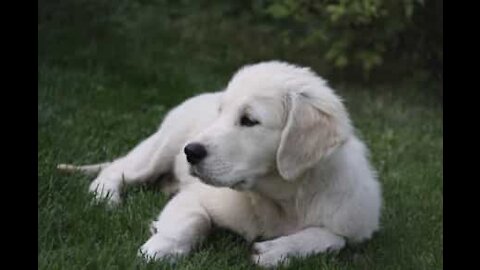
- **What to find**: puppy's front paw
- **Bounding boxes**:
[88,177,121,206]
[251,239,291,268]
[149,220,160,235]
[138,234,190,262]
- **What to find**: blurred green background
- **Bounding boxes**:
[39,0,442,93]
[38,1,442,269]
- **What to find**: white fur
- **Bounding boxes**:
[59,61,382,267]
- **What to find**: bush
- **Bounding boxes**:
[39,0,442,88]
[248,0,442,81]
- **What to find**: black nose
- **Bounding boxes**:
[184,143,207,165]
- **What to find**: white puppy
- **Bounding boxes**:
[58,61,382,267]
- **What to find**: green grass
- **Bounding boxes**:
[39,1,442,269]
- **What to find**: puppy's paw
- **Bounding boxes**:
[149,220,160,235]
[88,177,121,206]
[251,239,291,268]
[138,234,190,262]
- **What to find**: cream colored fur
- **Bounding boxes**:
[58,61,382,267]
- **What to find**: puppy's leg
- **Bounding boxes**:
[86,127,180,205]
[139,188,212,261]
[252,227,345,268]
[140,154,265,261]
[59,93,221,205]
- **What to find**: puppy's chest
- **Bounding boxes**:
[251,189,338,239]
[248,194,300,239]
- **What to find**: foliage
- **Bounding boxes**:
[248,0,442,79]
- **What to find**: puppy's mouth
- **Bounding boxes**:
[189,166,220,186]
[230,180,249,190]
[189,166,248,190]
[189,165,201,178]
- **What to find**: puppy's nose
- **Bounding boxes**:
[184,143,207,165]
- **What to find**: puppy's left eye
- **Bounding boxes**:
[240,115,260,127]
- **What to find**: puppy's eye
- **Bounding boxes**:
[240,115,260,127]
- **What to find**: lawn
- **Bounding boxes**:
[38,1,442,269]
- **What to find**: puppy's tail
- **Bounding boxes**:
[57,162,111,176]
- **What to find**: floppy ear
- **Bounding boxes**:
[276,92,345,181]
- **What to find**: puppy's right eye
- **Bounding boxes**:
[239,115,260,127]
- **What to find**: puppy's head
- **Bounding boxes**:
[185,61,352,189]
